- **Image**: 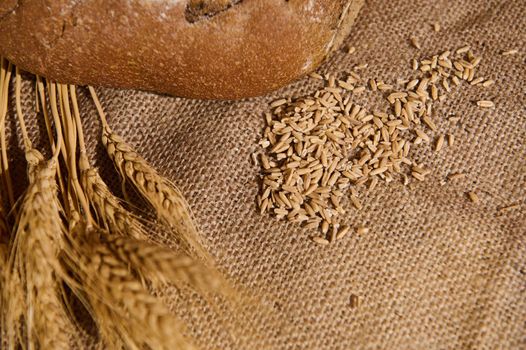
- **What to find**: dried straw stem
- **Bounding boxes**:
[36,77,69,210]
[14,67,32,151]
[63,84,146,240]
[89,87,210,262]
[62,226,196,350]
[0,58,15,210]
[51,83,92,224]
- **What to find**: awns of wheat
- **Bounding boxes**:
[0,58,237,349]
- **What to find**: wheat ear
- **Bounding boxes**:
[6,153,72,350]
[67,88,236,306]
[62,225,197,350]
[2,69,73,349]
[66,85,148,240]
[88,86,211,262]
[105,234,230,294]
[81,167,150,239]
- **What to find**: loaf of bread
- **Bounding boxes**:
[0,0,364,99]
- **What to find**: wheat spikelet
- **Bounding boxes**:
[80,150,236,304]
[63,225,196,350]
[103,129,209,261]
[81,167,149,241]
[64,81,147,241]
[89,87,210,262]
[6,152,72,349]
[104,234,228,294]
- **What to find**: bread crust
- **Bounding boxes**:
[0,0,364,99]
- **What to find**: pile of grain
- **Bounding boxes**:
[256,46,495,244]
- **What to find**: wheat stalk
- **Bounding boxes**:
[6,154,72,350]
[1,68,74,350]
[59,83,148,242]
[62,225,197,350]
[0,58,15,211]
[88,86,211,263]
[53,83,92,224]
[1,65,243,350]
[85,87,247,346]
[35,77,70,211]
[73,86,236,302]
[0,60,17,349]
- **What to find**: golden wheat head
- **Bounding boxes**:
[62,224,197,350]
[105,234,232,296]
[81,166,149,241]
[5,152,72,349]
[101,127,211,263]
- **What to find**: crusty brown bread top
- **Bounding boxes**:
[0,0,364,99]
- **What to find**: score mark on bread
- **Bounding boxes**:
[185,0,243,23]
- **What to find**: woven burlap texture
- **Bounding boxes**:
[5,0,526,349]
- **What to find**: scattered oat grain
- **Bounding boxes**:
[354,63,368,71]
[482,79,495,87]
[470,77,484,85]
[270,99,288,108]
[369,79,377,91]
[410,36,421,49]
[356,226,369,235]
[501,49,518,56]
[309,72,324,80]
[448,134,455,147]
[412,59,419,70]
[336,225,351,240]
[435,135,445,152]
[350,195,363,210]
[349,294,360,308]
[312,236,330,245]
[468,191,479,203]
[353,86,366,94]
[412,171,426,181]
[456,45,470,54]
[477,100,494,108]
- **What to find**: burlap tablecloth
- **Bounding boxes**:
[7,0,526,348]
